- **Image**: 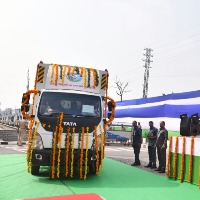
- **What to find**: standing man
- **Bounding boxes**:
[145,121,158,169]
[131,120,142,166]
[17,116,28,146]
[155,121,168,173]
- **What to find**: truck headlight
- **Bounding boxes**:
[34,134,44,149]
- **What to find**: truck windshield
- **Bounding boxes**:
[38,92,101,117]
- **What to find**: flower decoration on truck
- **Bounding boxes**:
[49,64,99,88]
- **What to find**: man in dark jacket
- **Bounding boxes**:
[155,121,168,173]
[131,120,142,166]
[145,121,158,168]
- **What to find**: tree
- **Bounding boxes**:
[114,76,130,101]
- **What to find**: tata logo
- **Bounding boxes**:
[66,73,83,82]
[63,122,77,126]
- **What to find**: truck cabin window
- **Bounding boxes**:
[38,92,101,117]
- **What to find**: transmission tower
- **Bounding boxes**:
[142,48,153,98]
[27,67,30,91]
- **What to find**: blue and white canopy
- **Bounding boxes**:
[114,90,200,131]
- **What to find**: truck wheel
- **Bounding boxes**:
[31,166,40,175]
[89,161,99,174]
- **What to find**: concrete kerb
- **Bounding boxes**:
[0,140,27,145]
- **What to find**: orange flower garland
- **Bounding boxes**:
[105,96,116,125]
[55,64,59,85]
[180,136,186,183]
[70,127,75,178]
[21,90,39,120]
[84,127,89,180]
[65,127,70,177]
[188,136,195,183]
[99,124,104,169]
[72,67,75,74]
[62,66,67,85]
[173,136,179,179]
[90,68,96,88]
[94,126,99,175]
[166,136,172,178]
[83,68,87,88]
[80,127,84,179]
[28,121,40,173]
[50,64,55,83]
[51,127,57,179]
[80,67,83,77]
[57,113,64,178]
[26,119,34,165]
[67,66,71,75]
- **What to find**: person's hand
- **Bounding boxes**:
[161,144,165,149]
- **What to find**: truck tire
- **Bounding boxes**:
[31,166,40,175]
[89,161,99,174]
[89,152,101,174]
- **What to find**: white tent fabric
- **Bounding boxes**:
[113,90,200,131]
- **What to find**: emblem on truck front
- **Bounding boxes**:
[63,122,77,126]
[66,73,82,82]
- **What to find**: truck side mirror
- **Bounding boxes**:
[21,105,30,112]
[21,93,30,104]
[108,101,113,112]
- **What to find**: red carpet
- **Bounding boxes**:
[24,194,103,200]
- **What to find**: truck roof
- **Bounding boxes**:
[35,63,108,97]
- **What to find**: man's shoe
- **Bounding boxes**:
[131,162,140,166]
[150,165,157,169]
[145,163,152,168]
[131,163,136,166]
[159,170,165,173]
[154,168,161,171]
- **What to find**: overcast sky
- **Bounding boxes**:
[0,0,200,110]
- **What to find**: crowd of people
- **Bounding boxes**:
[131,120,168,174]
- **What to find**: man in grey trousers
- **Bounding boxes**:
[145,121,158,169]
[155,121,168,173]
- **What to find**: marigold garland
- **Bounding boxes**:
[80,67,83,77]
[67,66,71,75]
[99,124,104,169]
[51,126,57,179]
[26,119,34,166]
[72,67,75,74]
[21,90,39,120]
[50,64,55,83]
[62,66,67,86]
[105,96,116,125]
[80,127,84,179]
[70,127,75,178]
[90,68,96,88]
[55,64,59,85]
[188,136,195,183]
[84,127,89,180]
[166,136,172,178]
[180,136,186,183]
[56,113,64,178]
[94,126,99,175]
[65,127,70,177]
[27,121,40,173]
[83,68,87,88]
[173,136,179,179]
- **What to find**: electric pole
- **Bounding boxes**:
[27,67,30,91]
[142,48,153,98]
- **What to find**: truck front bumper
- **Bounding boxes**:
[31,149,94,167]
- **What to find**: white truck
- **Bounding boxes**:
[21,61,115,179]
